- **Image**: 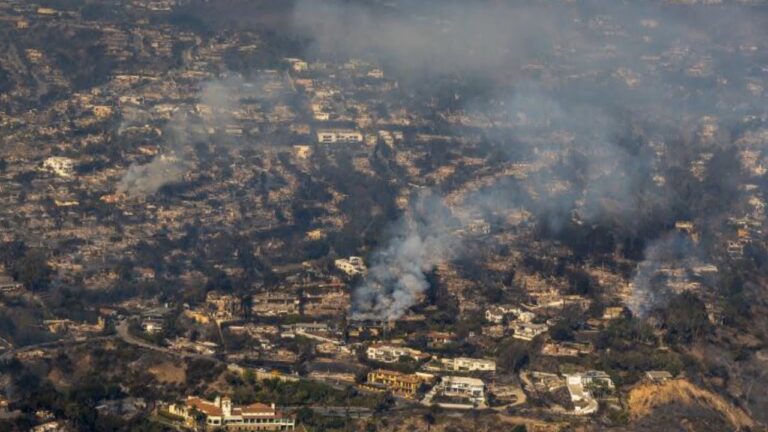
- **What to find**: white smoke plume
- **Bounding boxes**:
[255,0,765,320]
[627,233,701,318]
[351,83,682,320]
[116,77,243,197]
[116,152,187,197]
[352,191,460,320]
[291,0,556,79]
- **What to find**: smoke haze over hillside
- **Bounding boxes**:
[297,0,768,320]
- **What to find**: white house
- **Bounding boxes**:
[42,157,75,178]
[284,57,308,72]
[644,370,673,383]
[141,318,163,334]
[334,256,367,276]
[427,357,496,372]
[366,344,429,364]
[31,421,63,432]
[565,374,598,415]
[564,371,614,415]
[317,129,363,144]
[510,322,548,341]
[485,305,532,324]
[438,376,486,405]
[167,396,295,431]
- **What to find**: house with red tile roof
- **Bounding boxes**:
[167,395,295,431]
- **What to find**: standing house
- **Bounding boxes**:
[167,396,295,431]
[366,344,429,364]
[437,376,487,405]
[365,369,433,399]
[426,357,496,372]
[334,256,367,276]
[316,129,364,144]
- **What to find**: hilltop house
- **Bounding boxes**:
[564,371,614,415]
[317,129,363,144]
[510,322,548,341]
[485,305,534,324]
[365,369,433,399]
[425,357,496,373]
[434,376,487,406]
[366,344,429,364]
[167,396,295,431]
[334,256,367,276]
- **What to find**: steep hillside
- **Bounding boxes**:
[627,379,755,431]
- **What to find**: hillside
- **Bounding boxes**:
[627,379,755,431]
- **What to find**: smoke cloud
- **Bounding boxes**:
[292,0,557,79]
[627,233,699,318]
[473,84,649,226]
[116,151,187,197]
[307,1,767,319]
[116,77,243,197]
[352,191,461,320]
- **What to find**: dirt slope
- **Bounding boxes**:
[628,379,755,431]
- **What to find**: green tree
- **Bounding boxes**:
[497,339,530,373]
[424,404,441,432]
[664,292,711,345]
[12,250,53,291]
[550,304,582,342]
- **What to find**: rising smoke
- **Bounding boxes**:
[116,77,242,197]
[352,191,461,320]
[627,232,699,318]
[116,111,191,197]
[352,84,663,320]
[298,0,768,320]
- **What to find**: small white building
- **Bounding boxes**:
[485,305,532,324]
[367,69,384,79]
[644,370,674,383]
[565,374,598,415]
[366,344,429,364]
[284,57,308,72]
[485,306,506,324]
[317,129,364,144]
[31,421,63,432]
[334,256,367,276]
[427,357,496,372]
[438,376,486,405]
[510,322,548,341]
[564,371,614,415]
[141,319,163,334]
[42,157,75,178]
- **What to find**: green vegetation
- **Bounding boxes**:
[549,305,583,342]
[0,241,53,292]
[226,374,389,410]
[663,292,712,345]
[597,316,656,351]
[295,407,349,432]
[497,338,532,373]
[595,317,683,384]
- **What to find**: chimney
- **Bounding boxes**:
[271,403,275,410]
[222,397,232,417]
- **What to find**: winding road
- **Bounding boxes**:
[115,320,225,363]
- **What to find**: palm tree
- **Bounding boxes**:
[240,294,253,320]
[425,404,441,432]
[191,407,206,431]
[423,411,436,432]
